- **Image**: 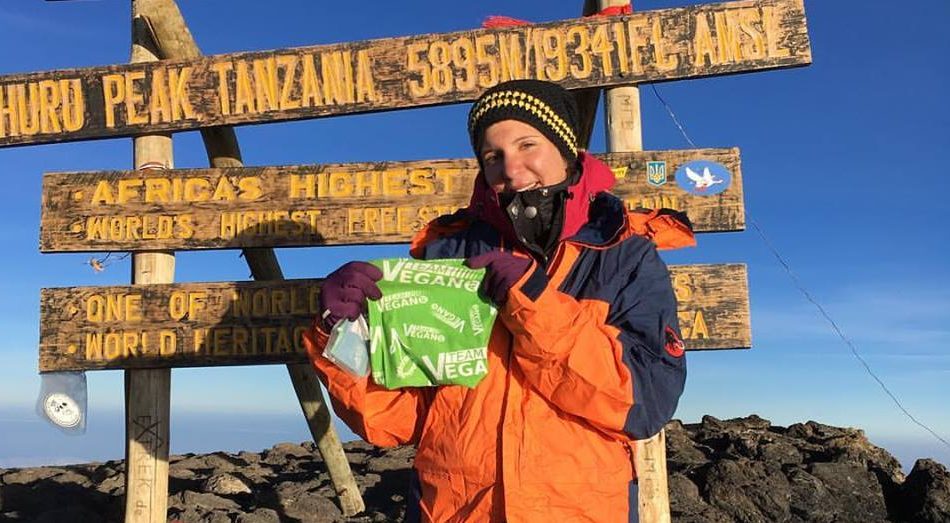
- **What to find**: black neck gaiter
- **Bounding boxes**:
[499,171,578,259]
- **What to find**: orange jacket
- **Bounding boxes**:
[304,154,693,522]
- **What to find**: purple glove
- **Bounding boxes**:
[465,251,533,306]
[318,261,383,331]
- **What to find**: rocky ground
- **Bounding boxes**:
[1,415,948,522]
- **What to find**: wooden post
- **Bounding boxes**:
[124,7,173,523]
[597,1,670,521]
[134,0,365,515]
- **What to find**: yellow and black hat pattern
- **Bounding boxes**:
[468,80,579,163]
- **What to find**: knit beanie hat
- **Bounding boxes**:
[468,80,579,164]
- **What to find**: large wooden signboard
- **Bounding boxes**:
[38,263,749,372]
[0,0,809,147]
[41,148,743,252]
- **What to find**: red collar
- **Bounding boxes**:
[466,152,616,247]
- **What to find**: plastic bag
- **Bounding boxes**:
[36,371,87,434]
[323,315,370,377]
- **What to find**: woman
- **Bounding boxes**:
[304,79,693,522]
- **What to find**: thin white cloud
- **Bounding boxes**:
[753,283,950,351]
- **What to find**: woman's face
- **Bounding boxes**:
[479,119,569,194]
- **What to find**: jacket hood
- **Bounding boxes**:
[466,152,617,248]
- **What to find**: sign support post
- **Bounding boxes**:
[598,1,669,521]
[124,6,173,523]
[134,0,365,515]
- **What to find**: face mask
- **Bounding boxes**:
[499,176,574,256]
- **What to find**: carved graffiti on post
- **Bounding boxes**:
[0,0,810,147]
[41,148,743,252]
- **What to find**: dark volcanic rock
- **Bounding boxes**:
[1,416,947,522]
[901,459,950,522]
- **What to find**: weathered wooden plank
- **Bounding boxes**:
[0,0,810,148]
[38,264,750,372]
[41,148,744,252]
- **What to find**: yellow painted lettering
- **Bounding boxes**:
[673,273,693,301]
[277,55,301,109]
[542,29,568,81]
[300,54,323,107]
[451,37,477,92]
[383,169,407,196]
[14,84,40,135]
[693,14,719,66]
[234,60,255,115]
[289,174,316,199]
[715,12,743,64]
[626,18,648,74]
[184,178,211,201]
[144,177,171,203]
[90,181,117,205]
[86,294,104,322]
[159,330,176,356]
[122,331,139,357]
[738,10,766,59]
[124,71,148,125]
[59,79,84,132]
[691,310,709,339]
[355,49,377,102]
[38,80,62,133]
[149,67,172,123]
[346,207,361,234]
[428,41,453,95]
[85,332,102,360]
[434,168,458,194]
[567,27,593,79]
[212,177,238,201]
[237,176,263,200]
[590,24,615,77]
[270,289,288,315]
[0,85,20,138]
[276,328,291,354]
[211,61,233,115]
[321,50,355,105]
[651,18,679,71]
[117,179,143,204]
[168,291,187,320]
[613,22,629,75]
[102,74,125,128]
[328,171,353,197]
[407,42,432,97]
[168,66,196,120]
[353,171,379,196]
[763,6,791,58]
[498,33,525,81]
[408,169,435,195]
[126,294,142,321]
[475,34,499,88]
[253,57,280,112]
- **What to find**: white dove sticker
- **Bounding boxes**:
[675,161,732,196]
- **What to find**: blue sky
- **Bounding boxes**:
[0,0,947,471]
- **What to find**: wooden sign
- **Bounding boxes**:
[38,264,749,372]
[41,148,743,252]
[1,0,810,147]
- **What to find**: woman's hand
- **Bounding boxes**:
[465,251,532,306]
[317,261,383,330]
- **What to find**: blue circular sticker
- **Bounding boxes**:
[674,160,732,196]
